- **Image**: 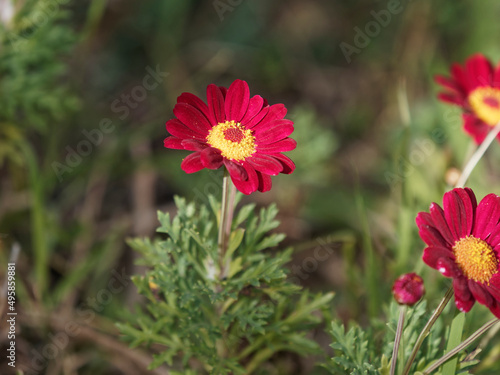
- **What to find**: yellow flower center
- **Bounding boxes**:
[468,87,500,126]
[452,235,498,284]
[206,120,256,161]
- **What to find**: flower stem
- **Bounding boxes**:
[218,169,230,268]
[455,121,500,188]
[390,305,407,375]
[402,287,454,375]
[217,168,235,279]
[422,318,500,374]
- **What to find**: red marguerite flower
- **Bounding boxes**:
[416,188,500,318]
[164,79,296,194]
[392,273,425,306]
[436,54,500,144]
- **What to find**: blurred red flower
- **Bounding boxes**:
[392,273,425,306]
[436,54,500,143]
[164,79,296,194]
[416,187,500,318]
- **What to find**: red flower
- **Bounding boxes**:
[436,54,500,144]
[416,188,500,318]
[164,79,296,194]
[392,273,425,306]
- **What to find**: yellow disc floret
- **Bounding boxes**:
[469,87,500,126]
[206,120,256,161]
[453,235,498,284]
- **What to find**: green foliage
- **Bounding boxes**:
[0,0,79,134]
[119,195,334,374]
[328,321,381,374]
[325,301,447,375]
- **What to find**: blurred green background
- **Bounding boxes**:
[2,0,500,373]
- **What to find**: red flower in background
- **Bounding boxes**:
[436,54,500,144]
[416,188,500,318]
[164,79,296,194]
[392,273,425,306]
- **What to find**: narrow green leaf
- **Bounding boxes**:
[225,228,245,261]
[441,312,466,375]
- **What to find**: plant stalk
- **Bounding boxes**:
[423,318,500,374]
[217,168,235,279]
[218,169,230,267]
[390,305,407,375]
[402,287,454,375]
[455,121,500,188]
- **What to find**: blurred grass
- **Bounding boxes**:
[2,0,500,373]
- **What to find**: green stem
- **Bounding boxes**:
[455,121,500,188]
[218,168,230,277]
[402,287,454,375]
[423,318,500,374]
[390,305,407,375]
[18,140,48,301]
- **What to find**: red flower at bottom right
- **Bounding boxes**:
[416,187,500,318]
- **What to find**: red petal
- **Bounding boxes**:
[429,202,454,245]
[200,147,223,169]
[443,189,471,240]
[257,138,297,153]
[254,119,294,143]
[469,281,494,308]
[219,86,227,98]
[244,105,269,129]
[269,153,295,174]
[416,211,451,247]
[164,137,184,149]
[435,75,463,94]
[487,300,500,319]
[224,160,248,181]
[494,62,500,88]
[207,84,226,124]
[246,153,283,175]
[466,54,493,90]
[181,152,204,174]
[453,277,475,313]
[486,274,500,300]
[257,172,272,193]
[177,92,211,122]
[458,187,477,234]
[247,103,287,129]
[240,95,264,125]
[422,246,454,269]
[436,257,461,278]
[474,194,500,239]
[247,103,286,129]
[181,139,209,151]
[166,119,206,141]
[225,79,250,123]
[418,224,449,248]
[451,63,470,93]
[229,162,259,195]
[463,113,490,144]
[487,225,500,249]
[173,103,212,134]
[437,92,465,106]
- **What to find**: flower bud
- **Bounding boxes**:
[392,273,425,306]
